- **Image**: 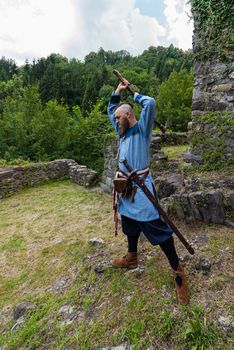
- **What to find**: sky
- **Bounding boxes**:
[0,0,193,66]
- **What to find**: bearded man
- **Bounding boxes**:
[107,78,190,305]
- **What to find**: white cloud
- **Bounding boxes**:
[66,0,166,59]
[163,0,193,50]
[0,0,193,65]
[0,0,75,64]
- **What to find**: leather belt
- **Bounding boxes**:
[116,167,149,178]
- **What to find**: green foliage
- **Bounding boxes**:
[0,158,30,167]
[182,306,219,350]
[0,81,113,174]
[1,46,192,114]
[99,84,114,109]
[66,99,113,174]
[0,56,17,81]
[189,0,234,60]
[157,69,193,131]
[31,100,71,160]
[161,144,188,160]
[0,85,42,159]
[190,112,234,168]
[0,85,72,162]
[130,44,193,83]
[0,47,193,171]
[0,74,24,113]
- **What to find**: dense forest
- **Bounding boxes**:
[0,45,193,174]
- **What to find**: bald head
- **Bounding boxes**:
[115,103,134,119]
[115,103,136,136]
[115,103,133,117]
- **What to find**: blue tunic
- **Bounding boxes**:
[107,92,159,222]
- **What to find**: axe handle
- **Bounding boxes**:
[113,69,135,96]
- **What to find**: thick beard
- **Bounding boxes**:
[118,118,130,137]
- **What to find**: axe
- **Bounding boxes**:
[113,69,167,133]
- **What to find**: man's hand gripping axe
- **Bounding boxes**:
[113,69,167,133]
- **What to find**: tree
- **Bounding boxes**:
[81,64,109,113]
[157,69,194,131]
[0,84,72,161]
[0,85,42,159]
[31,100,71,160]
[0,47,194,167]
[0,57,17,81]
[66,100,113,174]
[0,74,24,114]
[99,84,114,110]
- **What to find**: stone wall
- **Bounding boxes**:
[186,13,234,165]
[165,190,234,227]
[192,61,234,116]
[184,112,234,165]
[0,159,97,200]
[154,153,234,226]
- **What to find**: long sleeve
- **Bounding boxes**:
[107,93,121,133]
[134,93,156,144]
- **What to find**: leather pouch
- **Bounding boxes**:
[113,177,132,197]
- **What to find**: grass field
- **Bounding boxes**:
[0,180,233,349]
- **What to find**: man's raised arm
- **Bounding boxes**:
[134,94,156,141]
[107,80,130,132]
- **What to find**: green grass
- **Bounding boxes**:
[0,180,233,349]
[162,144,188,160]
[180,306,221,350]
[0,234,26,252]
[0,158,30,168]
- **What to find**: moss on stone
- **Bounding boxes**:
[190,0,233,61]
[190,112,234,168]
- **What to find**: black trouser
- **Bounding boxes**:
[127,234,179,271]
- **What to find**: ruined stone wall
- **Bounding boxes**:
[192,61,234,116]
[0,159,97,199]
[185,3,234,165]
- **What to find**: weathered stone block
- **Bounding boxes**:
[199,190,225,224]
[226,95,234,102]
[188,192,203,221]
[151,151,168,161]
[229,71,234,79]
[13,302,36,321]
[212,84,233,92]
[192,99,205,111]
[157,175,183,199]
[169,190,226,224]
[193,61,203,75]
[183,151,203,164]
[171,194,191,220]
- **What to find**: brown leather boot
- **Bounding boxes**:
[112,252,138,269]
[173,264,190,305]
